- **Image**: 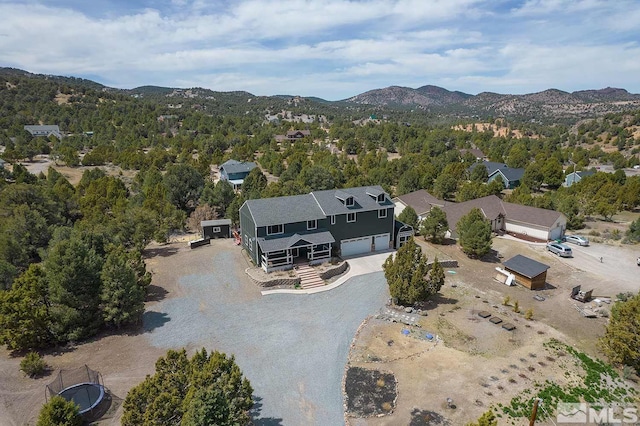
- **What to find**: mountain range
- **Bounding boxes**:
[3,67,640,122]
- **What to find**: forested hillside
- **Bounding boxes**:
[1,69,639,350]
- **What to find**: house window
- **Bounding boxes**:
[245,234,252,252]
[330,215,336,225]
[377,194,385,203]
[378,209,387,219]
[345,197,354,207]
[212,227,221,233]
[267,224,284,235]
[347,212,356,223]
[307,220,317,230]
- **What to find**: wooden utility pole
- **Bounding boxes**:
[529,398,540,426]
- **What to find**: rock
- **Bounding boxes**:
[405,307,413,313]
[419,310,428,316]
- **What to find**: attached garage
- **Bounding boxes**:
[340,236,372,257]
[373,233,390,251]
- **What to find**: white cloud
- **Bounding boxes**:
[0,0,638,98]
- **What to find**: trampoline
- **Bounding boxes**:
[45,365,106,419]
[57,382,105,414]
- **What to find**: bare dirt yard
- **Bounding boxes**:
[347,236,640,426]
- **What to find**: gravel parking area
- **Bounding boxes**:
[144,245,389,425]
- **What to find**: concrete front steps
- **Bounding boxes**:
[296,264,325,289]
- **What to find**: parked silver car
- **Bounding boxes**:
[547,242,573,257]
[564,235,589,246]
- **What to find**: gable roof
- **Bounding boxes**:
[469,161,507,176]
[220,160,257,175]
[312,186,392,216]
[503,255,550,278]
[490,167,524,182]
[286,130,311,137]
[394,190,447,216]
[442,195,505,232]
[459,148,485,158]
[201,219,232,227]
[243,194,326,227]
[501,202,563,228]
[441,195,564,232]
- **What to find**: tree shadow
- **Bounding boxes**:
[141,311,171,333]
[542,282,557,290]
[415,295,459,312]
[143,246,179,259]
[145,284,169,302]
[250,396,284,426]
[479,249,503,263]
[409,408,450,425]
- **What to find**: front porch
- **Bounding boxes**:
[257,231,335,273]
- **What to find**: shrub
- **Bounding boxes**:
[503,296,511,306]
[525,308,534,320]
[20,352,47,378]
[513,300,520,313]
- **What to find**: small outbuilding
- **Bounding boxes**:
[201,219,232,239]
[502,254,550,290]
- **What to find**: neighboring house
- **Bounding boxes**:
[201,219,232,239]
[393,189,447,222]
[274,129,311,142]
[564,169,595,187]
[240,186,410,272]
[24,125,62,139]
[503,255,550,290]
[440,195,566,241]
[219,159,257,190]
[469,161,524,189]
[459,148,486,161]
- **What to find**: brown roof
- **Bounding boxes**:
[502,202,564,228]
[441,195,564,232]
[442,195,504,232]
[394,190,446,216]
[459,148,485,158]
[286,130,311,137]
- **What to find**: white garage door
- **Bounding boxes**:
[341,237,372,257]
[373,233,390,251]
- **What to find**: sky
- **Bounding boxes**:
[1,0,639,100]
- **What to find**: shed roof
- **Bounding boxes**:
[257,230,334,253]
[503,255,550,278]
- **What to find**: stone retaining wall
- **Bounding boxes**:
[318,261,349,280]
[253,276,300,289]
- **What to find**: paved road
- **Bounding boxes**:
[144,250,389,425]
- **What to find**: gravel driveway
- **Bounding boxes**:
[144,248,389,425]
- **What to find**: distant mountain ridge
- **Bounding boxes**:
[2,67,639,122]
[344,84,640,120]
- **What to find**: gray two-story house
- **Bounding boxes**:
[240,186,411,272]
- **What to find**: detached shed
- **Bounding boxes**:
[502,255,549,290]
[201,219,232,239]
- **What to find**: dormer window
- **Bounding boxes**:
[345,197,354,207]
[377,194,385,203]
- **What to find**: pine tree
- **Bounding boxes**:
[457,208,492,257]
[383,239,439,305]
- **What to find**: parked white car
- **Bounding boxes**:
[564,235,589,246]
